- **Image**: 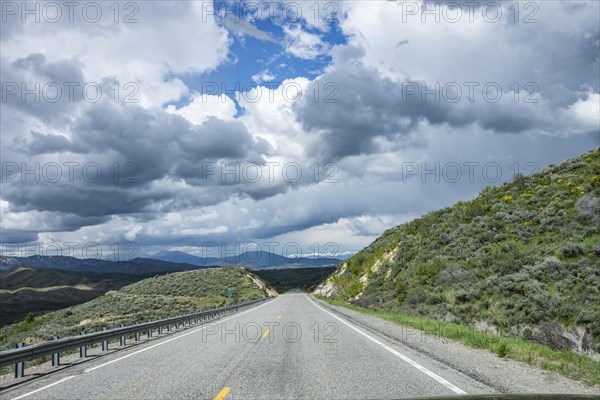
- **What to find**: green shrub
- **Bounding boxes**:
[331,274,363,300]
[24,312,34,324]
[561,243,584,258]
[593,244,600,257]
[454,290,471,303]
[496,342,509,358]
[414,258,446,285]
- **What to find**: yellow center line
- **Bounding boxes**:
[213,387,230,400]
[262,328,271,338]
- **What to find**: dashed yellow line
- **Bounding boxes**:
[262,328,271,338]
[213,387,230,400]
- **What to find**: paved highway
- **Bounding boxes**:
[3,292,494,399]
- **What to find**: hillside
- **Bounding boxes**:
[321,148,600,353]
[0,267,141,325]
[0,267,275,351]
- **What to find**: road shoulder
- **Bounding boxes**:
[312,296,599,395]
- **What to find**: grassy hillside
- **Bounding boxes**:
[323,148,600,353]
[0,267,141,325]
[0,267,272,351]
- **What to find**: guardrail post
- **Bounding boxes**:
[79,331,87,358]
[135,331,140,341]
[52,336,60,366]
[15,342,24,378]
[102,327,108,351]
[175,321,179,330]
[120,325,126,346]
[147,321,152,337]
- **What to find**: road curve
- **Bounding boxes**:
[2,292,494,399]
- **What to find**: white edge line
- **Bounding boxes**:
[9,296,281,400]
[10,376,76,400]
[307,294,467,395]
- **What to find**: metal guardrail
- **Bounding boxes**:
[0,297,271,378]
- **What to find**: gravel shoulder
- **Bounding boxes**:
[314,297,600,395]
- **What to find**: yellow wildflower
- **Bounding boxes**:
[502,195,512,201]
[557,178,564,184]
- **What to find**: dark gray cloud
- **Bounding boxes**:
[293,58,598,160]
[0,230,39,243]
[1,54,87,124]
[2,98,287,226]
[294,65,411,159]
[12,54,84,84]
[4,183,168,217]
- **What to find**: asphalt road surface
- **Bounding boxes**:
[3,292,495,399]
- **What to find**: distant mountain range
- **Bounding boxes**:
[0,256,204,275]
[150,250,341,269]
[0,250,341,275]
